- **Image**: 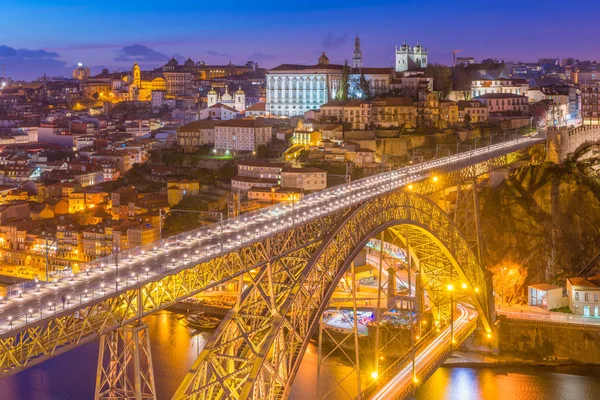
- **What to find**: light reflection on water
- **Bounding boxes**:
[2,311,600,400]
[414,365,600,400]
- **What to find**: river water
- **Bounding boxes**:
[1,310,600,400]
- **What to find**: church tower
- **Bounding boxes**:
[207,86,218,107]
[234,86,246,112]
[353,35,363,69]
[132,62,141,87]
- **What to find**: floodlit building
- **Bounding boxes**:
[528,283,564,310]
[567,276,600,316]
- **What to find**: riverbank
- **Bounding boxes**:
[444,350,575,368]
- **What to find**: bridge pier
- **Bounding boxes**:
[94,321,157,400]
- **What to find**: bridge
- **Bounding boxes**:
[0,133,546,399]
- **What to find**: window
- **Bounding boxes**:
[575,292,580,301]
[595,293,599,302]
[585,293,589,302]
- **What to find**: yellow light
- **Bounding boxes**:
[432,176,439,182]
[371,371,378,379]
[461,282,467,289]
[447,283,454,291]
[416,335,420,340]
[487,333,492,339]
[407,184,413,190]
[474,287,480,293]
[413,377,419,383]
[379,356,384,360]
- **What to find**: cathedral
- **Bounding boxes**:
[207,85,246,112]
[395,41,428,72]
[129,62,167,101]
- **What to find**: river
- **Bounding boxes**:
[1,310,600,399]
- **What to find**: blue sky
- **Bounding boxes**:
[1,0,599,79]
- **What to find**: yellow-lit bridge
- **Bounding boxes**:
[0,134,544,399]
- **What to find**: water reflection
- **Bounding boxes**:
[414,365,600,400]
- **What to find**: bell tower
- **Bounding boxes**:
[353,35,363,69]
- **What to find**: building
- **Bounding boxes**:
[167,179,200,206]
[320,100,372,130]
[528,283,564,310]
[214,119,273,152]
[161,58,195,95]
[266,38,394,117]
[199,103,240,121]
[130,62,168,101]
[469,78,528,99]
[206,85,245,112]
[395,41,428,73]
[177,120,217,151]
[245,102,267,117]
[231,161,283,192]
[580,82,600,125]
[281,167,327,191]
[72,63,90,81]
[567,276,600,316]
[458,100,489,123]
[371,97,416,128]
[474,93,529,114]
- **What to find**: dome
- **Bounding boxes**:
[400,41,410,51]
[208,86,217,95]
[318,52,329,65]
[235,86,245,95]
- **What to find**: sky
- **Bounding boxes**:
[1,0,599,80]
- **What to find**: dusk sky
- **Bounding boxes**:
[2,0,599,80]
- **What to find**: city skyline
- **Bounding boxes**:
[2,0,600,79]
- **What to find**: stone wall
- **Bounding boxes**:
[497,317,600,364]
[546,125,600,163]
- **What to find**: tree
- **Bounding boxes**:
[464,113,472,128]
[92,92,100,100]
[256,144,269,158]
[425,64,453,99]
[336,60,350,101]
[358,70,371,100]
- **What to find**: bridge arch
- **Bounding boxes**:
[175,190,493,400]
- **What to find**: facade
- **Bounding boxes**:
[214,119,273,152]
[245,102,267,117]
[371,97,416,128]
[206,85,245,112]
[266,38,394,117]
[161,58,196,95]
[474,93,529,114]
[177,120,217,151]
[199,103,240,121]
[73,63,91,81]
[458,100,489,123]
[469,78,528,99]
[528,283,564,310]
[580,82,600,125]
[280,167,327,191]
[567,277,600,316]
[167,179,200,206]
[130,63,168,101]
[320,100,372,130]
[395,41,428,73]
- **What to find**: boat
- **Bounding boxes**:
[186,312,220,330]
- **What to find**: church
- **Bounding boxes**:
[129,62,167,101]
[207,85,246,112]
[266,37,427,117]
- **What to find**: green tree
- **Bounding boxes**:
[358,71,371,100]
[336,60,350,101]
[425,64,453,99]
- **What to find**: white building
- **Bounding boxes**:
[266,37,393,117]
[207,85,245,112]
[395,41,428,73]
[151,90,167,109]
[245,102,267,117]
[469,78,529,99]
[231,161,284,192]
[567,276,600,316]
[215,119,273,152]
[528,283,564,310]
[281,167,327,191]
[199,104,240,121]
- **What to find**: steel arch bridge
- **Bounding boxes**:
[174,190,492,400]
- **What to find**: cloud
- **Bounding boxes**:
[247,52,275,62]
[114,44,169,62]
[0,45,69,80]
[322,33,348,49]
[0,45,60,59]
[206,50,230,57]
